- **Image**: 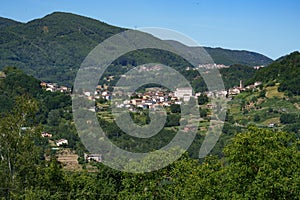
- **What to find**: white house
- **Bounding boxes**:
[174,87,193,101]
[84,153,102,162]
[56,139,68,147]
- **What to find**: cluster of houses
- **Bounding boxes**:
[42,132,102,162]
[112,87,200,111]
[41,132,68,147]
[228,80,262,95]
[40,82,71,93]
[82,85,111,101]
[185,64,230,71]
[78,79,263,112]
[111,80,261,110]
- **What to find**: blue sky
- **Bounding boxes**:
[1,0,299,59]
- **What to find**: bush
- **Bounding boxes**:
[280,113,298,124]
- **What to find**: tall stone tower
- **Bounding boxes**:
[240,80,243,89]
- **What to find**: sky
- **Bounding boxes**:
[1,0,299,59]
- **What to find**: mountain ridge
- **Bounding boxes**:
[0,16,21,28]
[0,12,273,86]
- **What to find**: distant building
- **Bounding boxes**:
[41,132,52,138]
[46,88,54,92]
[183,95,191,102]
[254,65,265,70]
[84,153,102,162]
[268,123,275,128]
[56,139,68,147]
[228,88,241,95]
[254,81,262,87]
[174,87,193,101]
[131,98,142,106]
[40,81,47,87]
[240,80,243,89]
[0,72,6,78]
[84,91,91,97]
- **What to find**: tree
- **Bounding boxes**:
[0,96,42,199]
[280,113,298,124]
[253,114,260,122]
[222,126,300,199]
[199,108,208,118]
[47,109,61,126]
[198,94,209,105]
[170,104,181,113]
[259,89,266,98]
[166,114,180,127]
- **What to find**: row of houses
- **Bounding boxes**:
[80,79,263,112]
[40,82,71,93]
[228,80,262,95]
[112,87,200,111]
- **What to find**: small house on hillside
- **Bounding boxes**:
[0,72,6,79]
[41,132,52,138]
[56,139,68,147]
[84,153,102,162]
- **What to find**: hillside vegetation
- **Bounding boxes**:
[0,12,272,86]
[253,51,300,95]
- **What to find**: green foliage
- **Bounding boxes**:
[0,12,124,86]
[0,67,85,160]
[205,47,273,66]
[280,113,299,124]
[170,104,181,113]
[0,66,42,112]
[118,127,299,199]
[166,114,180,127]
[0,17,21,28]
[1,97,299,200]
[253,51,300,95]
[253,114,260,122]
[220,64,256,89]
[198,93,209,105]
[0,97,42,198]
[199,107,208,118]
[0,12,272,87]
[259,89,266,98]
[222,126,300,199]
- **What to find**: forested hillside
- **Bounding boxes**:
[0,17,20,28]
[252,51,300,95]
[220,64,256,88]
[205,47,272,66]
[0,12,272,86]
[0,63,299,199]
[1,11,299,200]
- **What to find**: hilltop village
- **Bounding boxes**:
[41,64,263,111]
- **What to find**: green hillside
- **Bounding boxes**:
[0,12,125,85]
[220,64,256,89]
[0,68,299,199]
[252,51,300,95]
[205,47,272,66]
[0,12,272,86]
[0,17,20,28]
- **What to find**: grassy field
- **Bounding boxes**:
[227,85,300,131]
[266,85,285,98]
